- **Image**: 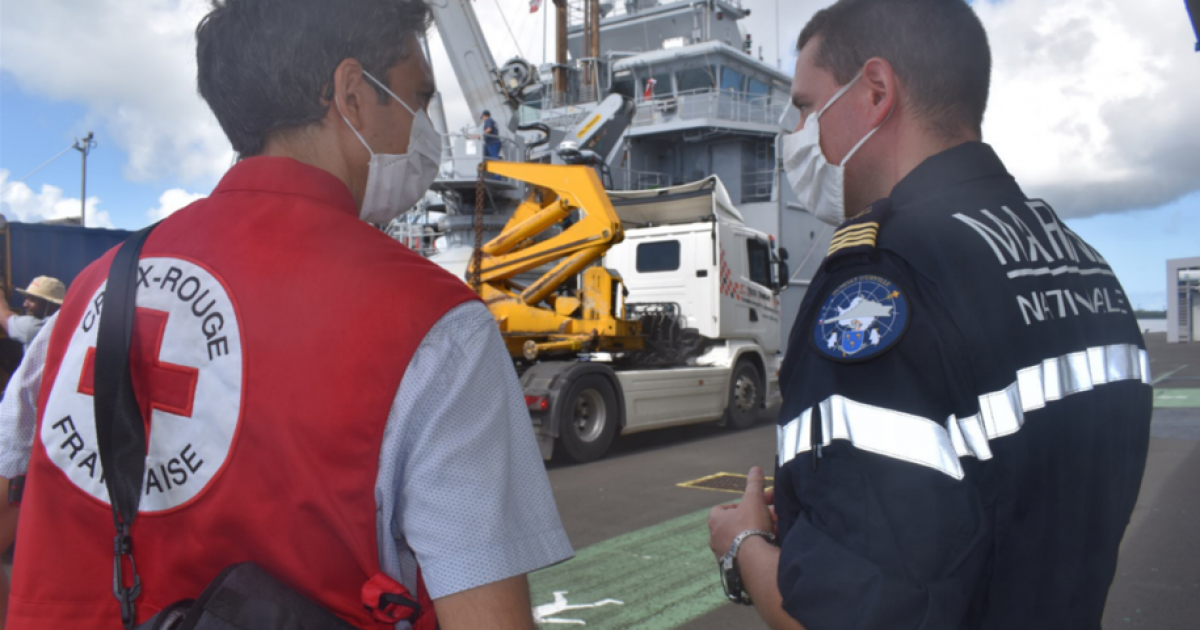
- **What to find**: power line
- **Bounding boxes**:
[492,0,526,60]
[790,224,830,285]
[0,144,76,195]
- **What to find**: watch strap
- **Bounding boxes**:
[719,529,778,605]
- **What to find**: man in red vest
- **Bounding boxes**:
[3,0,573,628]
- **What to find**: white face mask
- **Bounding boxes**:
[338,71,442,224]
[781,72,890,226]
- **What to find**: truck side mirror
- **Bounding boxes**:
[778,247,789,261]
[774,261,790,293]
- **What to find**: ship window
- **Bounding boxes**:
[748,78,771,98]
[677,66,716,93]
[637,240,681,273]
[613,76,636,99]
[747,239,771,287]
[720,67,744,93]
[646,72,673,98]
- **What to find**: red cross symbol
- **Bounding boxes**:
[78,308,200,435]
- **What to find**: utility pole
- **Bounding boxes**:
[73,132,96,228]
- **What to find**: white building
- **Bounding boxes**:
[1167,257,1200,343]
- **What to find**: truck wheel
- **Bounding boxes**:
[725,360,763,430]
[558,374,619,464]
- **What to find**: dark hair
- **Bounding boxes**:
[797,0,991,138]
[196,0,432,158]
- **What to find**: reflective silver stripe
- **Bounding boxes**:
[777,344,1150,479]
[776,395,967,480]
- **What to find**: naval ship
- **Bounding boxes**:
[393,0,833,339]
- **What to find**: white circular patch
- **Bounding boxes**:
[41,257,243,513]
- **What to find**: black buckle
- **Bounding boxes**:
[7,475,24,503]
[379,592,422,620]
[112,526,142,629]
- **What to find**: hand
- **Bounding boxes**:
[708,466,776,559]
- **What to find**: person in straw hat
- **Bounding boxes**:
[0,276,65,349]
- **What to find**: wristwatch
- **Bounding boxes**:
[719,529,777,605]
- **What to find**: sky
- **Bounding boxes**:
[0,0,1197,310]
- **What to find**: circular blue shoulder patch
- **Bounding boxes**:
[811,275,909,362]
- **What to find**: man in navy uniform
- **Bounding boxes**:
[708,1,1152,628]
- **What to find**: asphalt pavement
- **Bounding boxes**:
[537,332,1200,629]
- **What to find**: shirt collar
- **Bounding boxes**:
[211,157,358,217]
[888,142,1013,207]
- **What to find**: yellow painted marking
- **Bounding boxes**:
[577,115,603,139]
[676,472,775,494]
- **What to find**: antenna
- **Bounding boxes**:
[775,0,781,70]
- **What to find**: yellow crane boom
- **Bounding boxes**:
[467,161,643,361]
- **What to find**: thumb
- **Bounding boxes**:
[742,466,765,504]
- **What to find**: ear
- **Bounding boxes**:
[330,58,374,132]
[860,57,898,128]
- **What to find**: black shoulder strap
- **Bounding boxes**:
[94,222,159,629]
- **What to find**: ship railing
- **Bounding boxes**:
[567,0,746,27]
[519,106,592,129]
[741,169,775,203]
[386,220,441,257]
[607,166,675,191]
[632,90,787,128]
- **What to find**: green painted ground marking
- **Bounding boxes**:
[530,506,729,629]
[1154,388,1200,408]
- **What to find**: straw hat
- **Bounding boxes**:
[15,276,66,305]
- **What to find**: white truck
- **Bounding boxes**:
[513,176,789,462]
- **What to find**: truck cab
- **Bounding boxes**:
[605,176,784,356]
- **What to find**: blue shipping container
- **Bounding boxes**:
[2,222,133,308]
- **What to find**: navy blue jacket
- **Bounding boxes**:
[775,142,1152,630]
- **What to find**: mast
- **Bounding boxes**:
[587,0,601,102]
[554,0,569,106]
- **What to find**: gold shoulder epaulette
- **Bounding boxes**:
[825,199,893,260]
[827,221,880,257]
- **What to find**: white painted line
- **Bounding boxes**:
[1152,365,1189,386]
[534,591,624,625]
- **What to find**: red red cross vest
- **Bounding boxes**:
[7,158,478,628]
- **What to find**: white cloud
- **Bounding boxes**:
[974,0,1200,218]
[743,0,1200,218]
[0,0,233,186]
[148,188,206,221]
[0,169,115,229]
[3,0,1195,220]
